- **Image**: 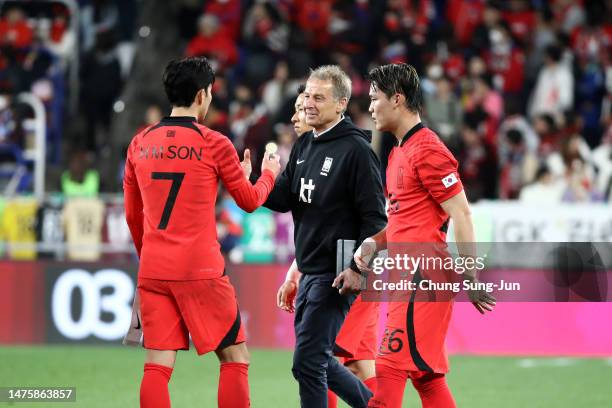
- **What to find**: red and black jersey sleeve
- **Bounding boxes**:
[414,145,463,204]
[123,142,144,257]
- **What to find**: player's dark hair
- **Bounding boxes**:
[368,63,423,114]
[162,57,215,107]
[297,84,306,94]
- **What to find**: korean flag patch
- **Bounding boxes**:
[441,173,458,188]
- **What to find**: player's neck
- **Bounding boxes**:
[170,106,198,119]
[393,114,421,144]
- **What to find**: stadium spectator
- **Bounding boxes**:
[0,7,34,50]
[592,125,612,201]
[519,164,566,204]
[529,45,574,118]
[561,157,603,202]
[482,22,526,95]
[80,31,122,152]
[43,7,76,68]
[204,0,241,42]
[80,0,119,52]
[242,2,289,85]
[498,128,539,199]
[61,150,100,198]
[464,73,503,145]
[424,75,463,150]
[186,14,238,70]
[457,116,498,201]
[533,113,561,156]
[547,133,594,181]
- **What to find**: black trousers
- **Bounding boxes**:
[292,274,373,408]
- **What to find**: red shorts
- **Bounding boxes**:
[138,275,245,355]
[377,300,453,374]
[335,294,380,363]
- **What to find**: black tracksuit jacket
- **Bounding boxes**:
[264,117,387,276]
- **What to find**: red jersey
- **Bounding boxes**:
[386,123,463,243]
[123,116,275,280]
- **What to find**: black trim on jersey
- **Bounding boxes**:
[399,122,425,147]
[217,306,242,350]
[439,218,450,234]
[406,269,434,372]
[143,116,204,138]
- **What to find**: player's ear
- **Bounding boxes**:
[394,93,405,108]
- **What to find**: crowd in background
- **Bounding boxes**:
[171,0,612,205]
[0,0,611,259]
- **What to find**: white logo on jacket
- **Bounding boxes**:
[442,173,458,188]
[300,178,315,203]
[320,157,333,176]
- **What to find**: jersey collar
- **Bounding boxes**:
[399,122,425,147]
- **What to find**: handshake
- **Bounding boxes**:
[240,148,281,180]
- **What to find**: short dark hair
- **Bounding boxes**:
[367,63,422,113]
[297,83,306,94]
[162,57,215,107]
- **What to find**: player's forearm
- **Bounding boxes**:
[285,259,302,283]
[452,210,478,279]
[370,226,388,250]
[229,170,276,213]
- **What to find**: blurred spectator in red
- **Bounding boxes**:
[424,75,463,151]
[204,0,241,41]
[502,0,536,47]
[552,0,586,35]
[457,113,498,201]
[0,7,33,49]
[186,14,238,70]
[464,73,503,145]
[529,45,574,118]
[242,2,289,85]
[44,6,76,68]
[293,0,332,50]
[482,22,525,95]
[446,0,484,48]
[519,164,566,204]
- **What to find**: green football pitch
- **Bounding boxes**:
[0,346,610,407]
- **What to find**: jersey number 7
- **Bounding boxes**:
[151,172,185,229]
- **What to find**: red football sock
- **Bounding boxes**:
[368,364,407,408]
[218,362,250,408]
[411,373,456,408]
[327,389,338,408]
[140,363,173,408]
[364,376,377,395]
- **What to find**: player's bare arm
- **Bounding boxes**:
[353,227,387,273]
[440,192,496,314]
